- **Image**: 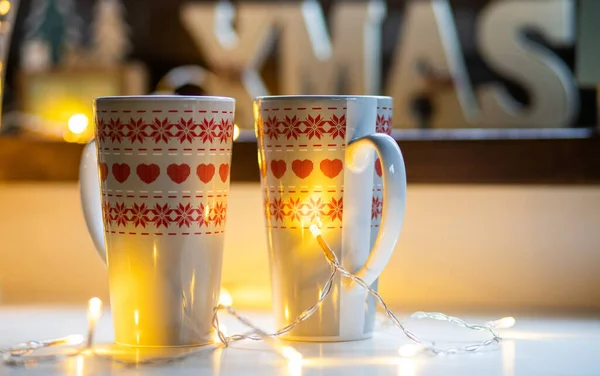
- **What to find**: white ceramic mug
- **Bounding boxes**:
[255,95,406,341]
[80,95,235,347]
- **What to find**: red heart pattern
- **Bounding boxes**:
[320,159,343,179]
[112,163,130,183]
[99,163,108,182]
[270,160,286,179]
[167,164,190,184]
[292,159,313,179]
[197,164,216,183]
[375,158,382,177]
[219,163,230,182]
[137,164,160,184]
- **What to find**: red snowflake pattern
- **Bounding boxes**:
[130,203,151,227]
[383,115,392,135]
[97,115,232,144]
[286,197,304,223]
[326,197,343,222]
[149,117,171,143]
[303,114,327,139]
[102,201,112,226]
[327,114,346,139]
[101,200,229,229]
[218,118,233,143]
[194,203,206,227]
[152,203,172,228]
[375,114,386,134]
[108,118,125,143]
[198,118,217,143]
[127,118,145,144]
[96,118,107,142]
[212,202,226,227]
[270,198,286,222]
[264,116,279,140]
[281,115,303,140]
[305,197,326,221]
[173,203,195,228]
[175,117,195,143]
[263,195,344,226]
[112,202,129,227]
[371,196,382,220]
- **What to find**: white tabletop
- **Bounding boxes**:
[1,307,599,376]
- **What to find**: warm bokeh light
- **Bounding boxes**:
[62,130,79,143]
[398,344,426,358]
[282,346,303,363]
[219,288,233,307]
[233,124,240,141]
[76,354,84,376]
[66,334,84,345]
[0,0,11,15]
[492,316,516,330]
[88,297,103,321]
[68,113,89,134]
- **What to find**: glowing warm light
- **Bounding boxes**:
[66,335,84,346]
[309,223,337,263]
[233,124,240,141]
[88,297,103,321]
[87,297,103,347]
[288,354,303,376]
[0,0,11,15]
[76,355,84,376]
[500,317,517,329]
[63,130,79,143]
[486,316,516,330]
[282,346,303,364]
[398,344,427,358]
[134,310,139,325]
[68,113,89,134]
[219,288,233,307]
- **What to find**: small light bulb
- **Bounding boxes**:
[68,114,89,135]
[233,124,240,141]
[309,224,321,238]
[66,335,84,346]
[281,346,303,363]
[219,288,233,307]
[88,297,103,321]
[489,316,516,330]
[0,0,11,15]
[398,343,427,358]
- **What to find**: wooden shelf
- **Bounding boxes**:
[2,129,600,184]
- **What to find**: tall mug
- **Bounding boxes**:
[79,96,235,347]
[255,95,406,341]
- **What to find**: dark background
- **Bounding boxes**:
[3,0,597,127]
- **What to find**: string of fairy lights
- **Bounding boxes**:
[1,225,515,367]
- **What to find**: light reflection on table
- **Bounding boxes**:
[1,309,598,376]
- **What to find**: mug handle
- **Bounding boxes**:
[79,140,107,265]
[347,133,407,287]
